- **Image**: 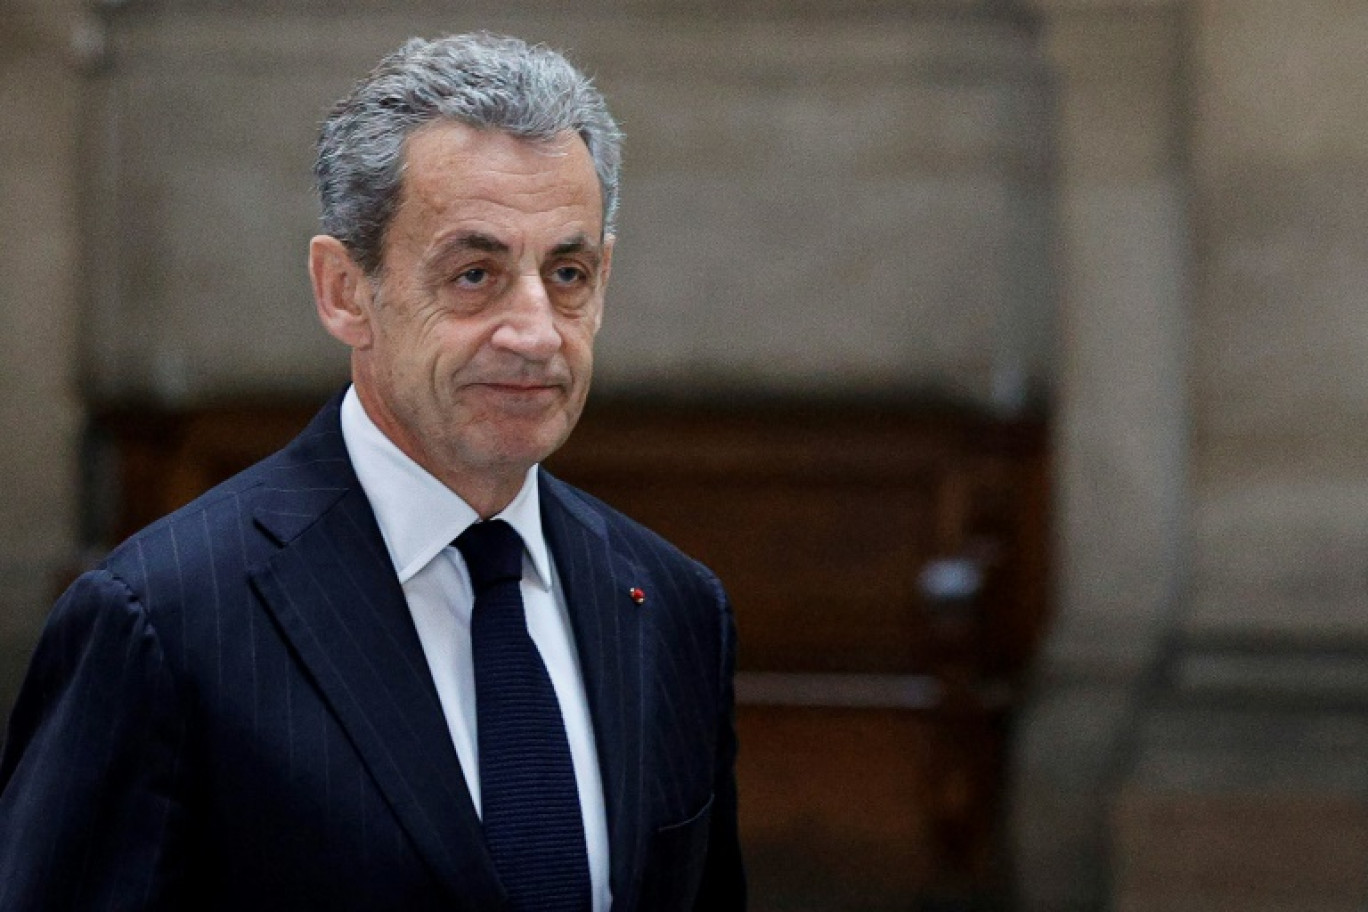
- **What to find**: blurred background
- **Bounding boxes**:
[3,0,1367,909]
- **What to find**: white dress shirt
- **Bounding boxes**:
[339,386,610,910]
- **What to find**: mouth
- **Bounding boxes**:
[471,381,562,394]
[464,380,568,412]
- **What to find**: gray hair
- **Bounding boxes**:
[315,32,623,274]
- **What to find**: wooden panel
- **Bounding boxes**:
[549,401,1050,681]
[736,704,1010,910]
[557,471,940,673]
[91,400,322,544]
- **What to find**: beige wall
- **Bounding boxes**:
[0,1,84,701]
[1024,3,1368,908]
[79,4,1054,408]
[1191,0,1368,638]
[1107,3,1368,909]
[1013,3,1190,909]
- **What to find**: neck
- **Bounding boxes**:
[350,382,532,520]
[443,472,528,520]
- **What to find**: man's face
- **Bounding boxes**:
[342,121,611,501]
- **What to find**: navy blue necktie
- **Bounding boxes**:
[456,519,591,911]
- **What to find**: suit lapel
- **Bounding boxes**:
[540,472,648,912]
[247,401,502,910]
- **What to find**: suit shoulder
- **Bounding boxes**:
[98,463,261,607]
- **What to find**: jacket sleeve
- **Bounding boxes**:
[0,568,189,911]
[693,580,747,911]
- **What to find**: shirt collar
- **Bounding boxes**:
[338,385,553,589]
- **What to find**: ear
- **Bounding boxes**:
[590,234,615,334]
[601,234,615,286]
[309,235,375,349]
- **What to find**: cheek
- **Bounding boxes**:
[560,312,601,359]
[426,318,492,368]
[561,337,595,380]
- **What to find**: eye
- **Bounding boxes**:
[455,267,490,287]
[550,265,589,286]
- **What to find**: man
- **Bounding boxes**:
[0,33,745,911]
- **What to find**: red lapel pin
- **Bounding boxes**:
[629,587,646,605]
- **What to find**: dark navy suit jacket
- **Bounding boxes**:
[0,396,745,910]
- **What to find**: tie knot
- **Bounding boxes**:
[454,519,524,593]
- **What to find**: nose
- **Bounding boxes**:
[491,273,562,361]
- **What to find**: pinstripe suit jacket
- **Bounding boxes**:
[0,396,745,911]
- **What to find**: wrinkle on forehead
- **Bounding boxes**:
[424,132,592,197]
[425,230,603,264]
[383,121,605,268]
[403,124,594,202]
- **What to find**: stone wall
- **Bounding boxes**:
[1108,1,1368,909]
[1190,0,1368,639]
[0,0,84,709]
[79,1,1054,408]
[1012,3,1190,908]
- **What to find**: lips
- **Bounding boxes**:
[470,381,562,394]
[463,380,569,413]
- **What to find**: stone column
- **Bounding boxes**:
[1112,3,1368,909]
[0,1,84,711]
[1013,3,1191,909]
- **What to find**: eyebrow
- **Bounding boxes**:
[428,231,602,266]
[550,234,603,267]
[429,231,510,263]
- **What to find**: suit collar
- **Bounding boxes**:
[248,393,355,547]
[248,394,503,909]
[247,397,653,911]
[540,470,649,911]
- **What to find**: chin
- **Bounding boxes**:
[474,422,574,471]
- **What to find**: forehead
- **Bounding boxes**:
[393,120,604,241]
